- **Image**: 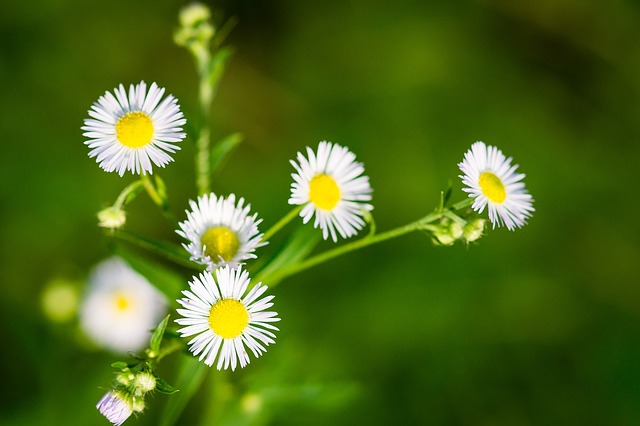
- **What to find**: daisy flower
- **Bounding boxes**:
[175,265,280,371]
[79,257,168,353]
[289,141,373,242]
[82,81,186,176]
[96,391,133,426]
[177,193,265,271]
[458,141,535,230]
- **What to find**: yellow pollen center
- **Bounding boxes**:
[309,174,341,210]
[208,299,249,338]
[115,111,154,148]
[113,293,130,312]
[201,227,240,262]
[479,171,507,203]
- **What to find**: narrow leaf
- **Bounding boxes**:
[160,356,208,426]
[210,132,243,174]
[110,362,128,369]
[150,315,170,353]
[111,243,187,300]
[155,377,178,395]
[254,225,321,286]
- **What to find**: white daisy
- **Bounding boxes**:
[79,257,168,354]
[289,141,373,242]
[175,265,280,371]
[96,391,133,426]
[82,81,186,176]
[458,141,535,230]
[177,193,265,271]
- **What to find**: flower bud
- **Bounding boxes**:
[131,397,145,413]
[41,279,78,323]
[134,372,157,393]
[97,207,126,230]
[179,3,211,28]
[97,391,133,426]
[463,218,485,242]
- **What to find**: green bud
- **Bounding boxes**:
[463,218,486,242]
[131,397,145,413]
[179,3,211,28]
[97,207,126,230]
[134,372,157,393]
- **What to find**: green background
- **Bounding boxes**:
[1,0,639,424]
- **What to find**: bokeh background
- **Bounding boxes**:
[2,0,639,424]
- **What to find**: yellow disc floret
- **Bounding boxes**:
[309,174,341,210]
[116,111,154,148]
[113,292,130,312]
[209,299,249,338]
[479,171,506,203]
[201,227,240,262]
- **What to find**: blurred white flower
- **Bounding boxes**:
[80,257,167,353]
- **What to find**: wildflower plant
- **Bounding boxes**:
[82,4,535,425]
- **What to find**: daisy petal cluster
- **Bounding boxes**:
[458,141,534,230]
[79,257,168,354]
[82,81,186,176]
[175,265,280,371]
[177,193,265,270]
[289,141,373,242]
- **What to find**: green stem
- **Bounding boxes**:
[262,205,303,242]
[113,180,145,209]
[264,220,421,287]
[141,174,178,226]
[195,47,213,196]
[110,230,200,270]
[263,199,475,287]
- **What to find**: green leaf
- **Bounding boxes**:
[208,46,234,90]
[210,132,243,174]
[111,243,187,300]
[110,362,129,369]
[110,230,199,271]
[155,377,179,395]
[160,356,208,426]
[254,225,321,286]
[150,315,170,353]
[154,175,168,200]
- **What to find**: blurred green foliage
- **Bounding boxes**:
[1,0,639,424]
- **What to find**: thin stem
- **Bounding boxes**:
[195,47,213,196]
[263,199,475,287]
[110,230,200,270]
[113,180,145,209]
[264,220,422,287]
[141,174,178,226]
[262,205,303,242]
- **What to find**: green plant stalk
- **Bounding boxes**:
[262,205,303,242]
[141,174,178,226]
[195,45,213,196]
[113,180,145,209]
[263,198,475,287]
[110,230,199,270]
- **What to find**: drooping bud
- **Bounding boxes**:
[97,207,126,230]
[463,218,486,243]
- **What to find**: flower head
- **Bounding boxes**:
[96,391,133,426]
[175,265,280,371]
[177,193,265,271]
[82,81,186,176]
[289,141,373,242]
[79,257,168,353]
[458,141,534,230]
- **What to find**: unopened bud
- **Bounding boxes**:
[134,372,157,393]
[97,207,126,230]
[463,218,485,242]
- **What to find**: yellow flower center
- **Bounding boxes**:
[479,171,507,203]
[115,111,154,148]
[201,227,240,262]
[309,174,341,210]
[113,292,130,312]
[208,299,249,338]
